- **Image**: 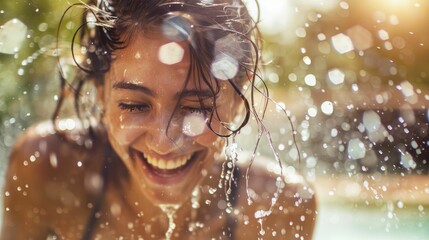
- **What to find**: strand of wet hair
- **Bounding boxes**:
[53,2,112,132]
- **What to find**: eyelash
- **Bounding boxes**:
[184,107,213,115]
[118,103,213,115]
[118,103,150,112]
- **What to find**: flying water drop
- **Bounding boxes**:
[182,113,206,137]
[0,18,28,54]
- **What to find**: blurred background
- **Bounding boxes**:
[1,0,429,239]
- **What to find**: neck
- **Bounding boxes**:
[109,158,202,235]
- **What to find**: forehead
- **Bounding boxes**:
[114,32,190,69]
[105,33,191,87]
[106,32,221,90]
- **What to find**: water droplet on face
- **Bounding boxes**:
[208,188,217,194]
[0,18,28,54]
[210,54,239,80]
[158,42,185,65]
[182,113,206,137]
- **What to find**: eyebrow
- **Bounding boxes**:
[113,81,155,96]
[112,80,214,99]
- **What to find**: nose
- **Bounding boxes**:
[140,113,184,155]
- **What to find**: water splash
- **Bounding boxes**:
[257,218,266,236]
[159,204,180,240]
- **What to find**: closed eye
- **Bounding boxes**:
[118,103,150,113]
[182,106,213,115]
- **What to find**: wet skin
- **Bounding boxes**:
[1,33,317,239]
[100,33,238,206]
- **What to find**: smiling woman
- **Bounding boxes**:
[1,0,317,239]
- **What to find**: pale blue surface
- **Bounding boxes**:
[314,202,429,240]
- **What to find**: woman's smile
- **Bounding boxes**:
[131,148,202,181]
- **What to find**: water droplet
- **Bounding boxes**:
[302,56,311,65]
[158,42,185,65]
[0,18,28,54]
[304,74,317,86]
[182,113,206,137]
[295,27,306,38]
[378,29,390,40]
[306,156,317,168]
[258,218,266,236]
[128,222,134,229]
[347,138,366,160]
[328,68,345,85]
[110,202,122,216]
[254,209,271,219]
[339,1,349,9]
[400,151,416,170]
[17,68,24,76]
[209,188,217,194]
[363,110,381,133]
[38,22,48,32]
[210,54,239,80]
[321,101,334,115]
[331,33,354,54]
[346,25,373,51]
[307,106,318,117]
[159,204,180,240]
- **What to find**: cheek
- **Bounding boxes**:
[194,127,225,153]
[105,112,146,146]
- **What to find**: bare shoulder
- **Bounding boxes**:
[1,120,106,238]
[234,153,317,239]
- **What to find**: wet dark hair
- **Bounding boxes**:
[54,0,266,139]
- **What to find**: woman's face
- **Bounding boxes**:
[101,32,240,205]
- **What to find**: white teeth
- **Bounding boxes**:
[144,154,192,170]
